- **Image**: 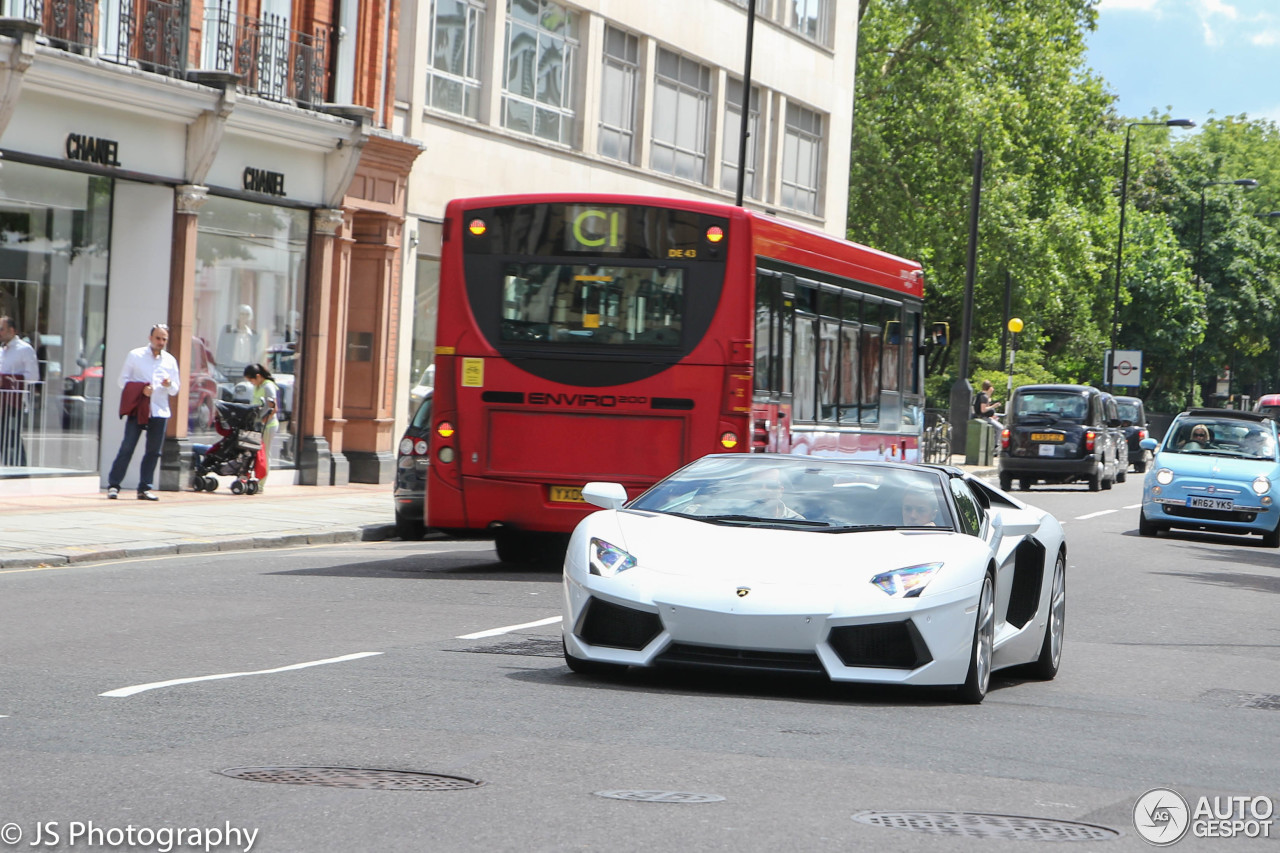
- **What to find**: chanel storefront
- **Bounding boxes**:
[0,41,373,496]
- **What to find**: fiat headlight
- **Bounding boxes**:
[1253,476,1271,496]
[1155,468,1174,485]
[870,562,943,598]
[589,538,637,577]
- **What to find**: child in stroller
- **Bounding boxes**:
[191,400,266,495]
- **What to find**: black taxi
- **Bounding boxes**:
[998,384,1125,492]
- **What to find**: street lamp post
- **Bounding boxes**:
[1006,317,1023,402]
[1188,178,1259,406]
[1109,119,1195,393]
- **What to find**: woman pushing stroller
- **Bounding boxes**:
[241,363,280,492]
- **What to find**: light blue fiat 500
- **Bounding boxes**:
[1139,409,1280,546]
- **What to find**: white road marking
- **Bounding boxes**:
[1124,503,1142,509]
[100,652,383,698]
[1075,509,1117,520]
[458,616,562,640]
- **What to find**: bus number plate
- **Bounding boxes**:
[1188,496,1234,511]
[1031,433,1063,442]
[550,486,585,504]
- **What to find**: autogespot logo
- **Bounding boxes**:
[1134,788,1191,846]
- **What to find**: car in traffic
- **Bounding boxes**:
[997,384,1124,492]
[1114,394,1152,473]
[1254,394,1280,422]
[393,390,432,539]
[1138,408,1280,547]
[561,454,1066,704]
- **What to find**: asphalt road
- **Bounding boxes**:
[1,477,1277,852]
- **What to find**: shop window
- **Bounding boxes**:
[193,196,308,471]
[0,163,111,477]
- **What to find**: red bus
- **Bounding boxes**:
[427,194,925,560]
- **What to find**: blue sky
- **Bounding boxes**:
[1084,0,1280,125]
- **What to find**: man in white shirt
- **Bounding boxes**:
[106,324,181,501]
[0,315,40,466]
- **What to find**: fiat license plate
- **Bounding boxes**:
[549,486,585,503]
[1188,496,1234,511]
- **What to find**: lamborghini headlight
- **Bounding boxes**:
[870,562,943,598]
[589,538,636,577]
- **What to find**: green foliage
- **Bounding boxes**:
[850,3,1280,408]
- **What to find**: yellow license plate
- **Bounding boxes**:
[1031,433,1064,442]
[549,486,585,503]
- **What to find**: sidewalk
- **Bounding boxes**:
[0,481,397,569]
[0,459,997,570]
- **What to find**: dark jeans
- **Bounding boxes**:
[108,415,168,492]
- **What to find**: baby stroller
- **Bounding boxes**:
[191,400,266,495]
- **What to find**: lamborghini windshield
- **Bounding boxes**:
[630,455,955,530]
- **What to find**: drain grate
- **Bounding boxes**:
[852,811,1121,842]
[594,790,725,803]
[456,636,564,658]
[219,766,485,791]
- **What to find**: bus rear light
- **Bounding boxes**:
[1001,428,1010,450]
[705,225,724,243]
[438,446,456,464]
[720,431,739,449]
[1085,430,1097,451]
[437,420,456,438]
[467,218,487,236]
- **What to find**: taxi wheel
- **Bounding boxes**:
[999,473,1013,491]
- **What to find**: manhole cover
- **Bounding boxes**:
[219,766,485,791]
[594,790,725,803]
[852,811,1121,841]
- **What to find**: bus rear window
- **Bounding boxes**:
[500,263,683,347]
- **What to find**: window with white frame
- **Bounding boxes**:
[781,101,823,214]
[650,48,711,182]
[426,0,486,118]
[502,0,579,144]
[790,0,829,44]
[598,26,639,163]
[720,77,760,198]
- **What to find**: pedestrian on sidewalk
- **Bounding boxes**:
[107,324,180,501]
[973,379,1002,428]
[242,362,279,492]
[0,316,39,466]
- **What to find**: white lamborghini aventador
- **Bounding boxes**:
[561,454,1066,703]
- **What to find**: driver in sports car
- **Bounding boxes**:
[899,484,939,527]
[743,467,805,519]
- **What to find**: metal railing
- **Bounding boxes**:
[5,0,331,107]
[14,0,188,78]
[202,1,328,108]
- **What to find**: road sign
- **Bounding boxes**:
[1107,349,1143,388]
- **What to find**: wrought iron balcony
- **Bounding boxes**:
[8,0,189,78]
[1,0,331,108]
[201,1,329,108]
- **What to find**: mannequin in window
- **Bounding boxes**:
[216,304,261,376]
